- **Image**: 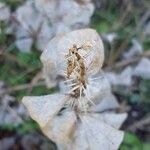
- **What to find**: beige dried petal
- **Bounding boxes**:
[90,94,119,112]
[97,113,127,129]
[22,94,67,127]
[41,35,64,88]
[22,94,126,150]
[70,114,124,150]
[86,75,111,104]
[42,110,76,147]
[41,28,104,88]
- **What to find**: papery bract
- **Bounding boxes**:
[22,92,127,150]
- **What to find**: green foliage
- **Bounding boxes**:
[143,143,150,150]
[17,120,39,135]
[91,0,149,65]
[143,38,150,50]
[1,120,39,135]
[16,52,41,69]
[139,80,150,104]
[0,50,41,86]
[120,132,146,150]
[0,22,7,45]
[0,0,23,10]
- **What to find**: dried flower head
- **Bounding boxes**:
[41,28,104,88]
[65,44,90,96]
[62,42,110,111]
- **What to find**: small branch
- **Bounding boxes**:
[0,81,45,96]
[127,114,150,131]
[105,50,150,71]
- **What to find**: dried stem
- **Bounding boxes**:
[106,50,150,71]
[0,81,45,96]
[127,113,150,131]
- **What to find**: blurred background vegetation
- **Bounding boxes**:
[0,0,150,149]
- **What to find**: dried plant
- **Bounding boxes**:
[22,29,127,150]
[12,0,94,52]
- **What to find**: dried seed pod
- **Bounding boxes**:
[41,28,104,88]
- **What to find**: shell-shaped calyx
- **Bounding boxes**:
[22,94,127,150]
[41,28,104,88]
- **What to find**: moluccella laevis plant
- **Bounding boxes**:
[22,29,127,150]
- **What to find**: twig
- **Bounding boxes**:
[128,114,150,131]
[136,10,150,31]
[105,50,150,71]
[28,71,43,93]
[1,50,26,67]
[0,81,45,96]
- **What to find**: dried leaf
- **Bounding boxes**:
[0,94,27,126]
[14,1,53,52]
[35,0,94,28]
[0,2,10,21]
[13,0,94,52]
[133,58,150,79]
[15,1,43,32]
[123,39,143,59]
[106,67,133,86]
[143,21,150,36]
[15,38,33,53]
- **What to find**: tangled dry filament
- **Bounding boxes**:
[65,43,92,98]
